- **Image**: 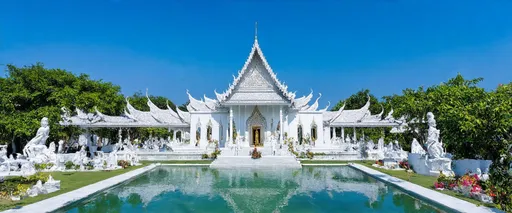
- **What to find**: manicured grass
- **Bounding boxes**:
[141,160,213,164]
[356,161,494,207]
[0,163,149,211]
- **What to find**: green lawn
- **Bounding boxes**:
[141,160,213,164]
[355,161,494,207]
[0,163,149,211]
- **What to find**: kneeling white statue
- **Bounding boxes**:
[408,112,454,176]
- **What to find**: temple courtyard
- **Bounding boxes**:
[1,36,509,213]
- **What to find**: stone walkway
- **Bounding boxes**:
[349,164,501,213]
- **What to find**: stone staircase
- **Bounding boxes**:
[210,155,301,169]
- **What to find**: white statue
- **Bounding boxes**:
[23,117,50,158]
[377,138,384,150]
[407,112,454,176]
[72,146,88,168]
[0,145,7,159]
[43,175,61,193]
[411,138,426,154]
[27,180,47,197]
[20,162,36,176]
[426,112,444,159]
[481,168,490,181]
[366,140,375,150]
[386,142,393,152]
[58,140,65,153]
[476,168,489,181]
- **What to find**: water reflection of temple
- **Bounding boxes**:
[112,167,388,211]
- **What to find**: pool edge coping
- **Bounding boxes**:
[301,163,348,166]
[1,164,158,213]
[349,163,500,213]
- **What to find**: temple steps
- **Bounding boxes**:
[210,156,301,169]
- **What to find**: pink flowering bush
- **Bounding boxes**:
[433,171,495,204]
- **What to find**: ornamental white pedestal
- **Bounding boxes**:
[408,153,454,177]
[383,158,401,169]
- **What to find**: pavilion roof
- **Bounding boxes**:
[323,97,406,128]
[59,92,190,128]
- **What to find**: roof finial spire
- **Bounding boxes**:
[255,21,258,40]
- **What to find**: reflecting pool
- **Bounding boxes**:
[55,166,454,213]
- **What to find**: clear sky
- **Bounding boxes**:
[1,0,511,108]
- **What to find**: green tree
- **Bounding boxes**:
[477,83,512,211]
[0,63,125,154]
[178,101,189,112]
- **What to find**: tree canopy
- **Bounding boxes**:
[0,63,125,151]
[0,63,184,151]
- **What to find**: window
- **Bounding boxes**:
[297,125,303,145]
[311,124,317,142]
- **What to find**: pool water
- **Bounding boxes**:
[55,166,454,213]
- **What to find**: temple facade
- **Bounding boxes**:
[60,37,404,154]
[187,37,326,150]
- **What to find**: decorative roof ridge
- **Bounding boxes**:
[176,107,191,124]
[319,101,330,112]
[384,108,394,120]
[329,102,346,122]
[293,89,313,109]
[165,100,180,118]
[94,106,105,119]
[306,93,322,111]
[220,38,294,103]
[214,89,225,102]
[186,90,210,111]
[203,94,218,110]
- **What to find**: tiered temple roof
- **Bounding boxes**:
[60,92,190,128]
[323,97,406,127]
[186,37,329,112]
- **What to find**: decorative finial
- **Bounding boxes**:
[255,21,258,40]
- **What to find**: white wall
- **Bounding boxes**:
[287,111,325,147]
[452,159,492,176]
[190,106,336,148]
[190,112,228,149]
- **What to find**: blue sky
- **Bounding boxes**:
[1,0,511,108]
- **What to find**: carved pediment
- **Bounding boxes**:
[246,106,267,130]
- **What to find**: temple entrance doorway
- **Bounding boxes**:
[246,106,267,147]
[252,126,262,147]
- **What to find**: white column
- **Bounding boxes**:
[279,106,283,144]
[229,107,233,144]
[118,128,122,144]
[353,127,356,141]
[341,127,345,142]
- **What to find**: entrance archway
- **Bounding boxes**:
[246,106,267,147]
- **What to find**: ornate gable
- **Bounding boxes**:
[216,39,295,105]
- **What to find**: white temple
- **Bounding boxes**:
[60,36,405,161]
